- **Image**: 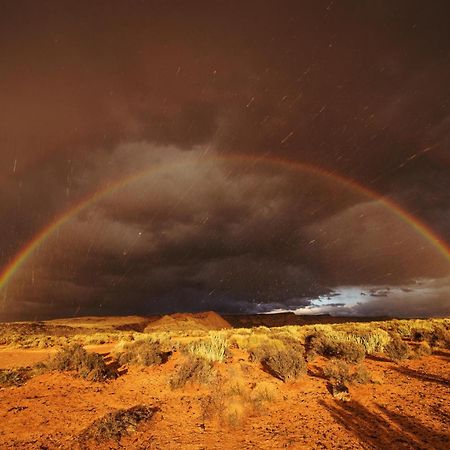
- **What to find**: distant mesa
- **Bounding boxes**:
[143,311,232,332]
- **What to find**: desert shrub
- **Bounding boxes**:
[415,324,450,349]
[306,332,365,364]
[232,333,276,353]
[392,320,415,338]
[305,332,326,359]
[351,364,374,384]
[386,319,450,341]
[82,333,111,345]
[323,360,352,386]
[273,334,306,354]
[348,329,390,355]
[324,361,376,390]
[144,331,183,350]
[414,341,432,357]
[169,356,214,389]
[0,368,31,387]
[411,327,431,342]
[248,343,275,362]
[250,381,277,402]
[48,344,118,381]
[187,332,228,362]
[430,326,450,350]
[202,379,273,427]
[262,347,306,382]
[323,360,352,401]
[201,391,226,422]
[227,378,248,396]
[247,338,286,362]
[384,334,410,362]
[223,400,246,427]
[332,340,366,363]
[78,405,158,443]
[201,390,247,427]
[117,340,170,366]
[0,332,69,349]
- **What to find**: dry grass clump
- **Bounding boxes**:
[116,339,170,366]
[78,405,159,443]
[201,390,247,427]
[227,378,248,396]
[223,400,246,427]
[231,331,280,352]
[0,368,32,387]
[187,332,228,362]
[250,381,278,402]
[383,333,410,362]
[201,391,226,422]
[169,356,215,389]
[201,377,276,427]
[262,347,307,382]
[47,344,118,381]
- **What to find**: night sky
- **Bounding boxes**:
[1,1,449,321]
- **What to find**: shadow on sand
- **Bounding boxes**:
[366,354,392,363]
[392,366,449,388]
[432,350,450,360]
[321,399,449,449]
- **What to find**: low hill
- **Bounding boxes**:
[144,311,231,332]
[222,312,392,328]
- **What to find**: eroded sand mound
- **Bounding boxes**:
[144,311,231,332]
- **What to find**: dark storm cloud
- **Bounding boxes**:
[0,1,449,320]
[2,145,447,320]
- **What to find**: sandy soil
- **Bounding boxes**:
[0,348,57,370]
[0,346,448,449]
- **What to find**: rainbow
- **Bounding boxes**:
[1,154,449,292]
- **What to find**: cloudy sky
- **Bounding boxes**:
[0,1,449,321]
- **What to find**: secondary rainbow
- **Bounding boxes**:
[1,154,449,292]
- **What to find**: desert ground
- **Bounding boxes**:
[0,313,449,449]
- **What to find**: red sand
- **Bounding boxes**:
[0,346,448,449]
